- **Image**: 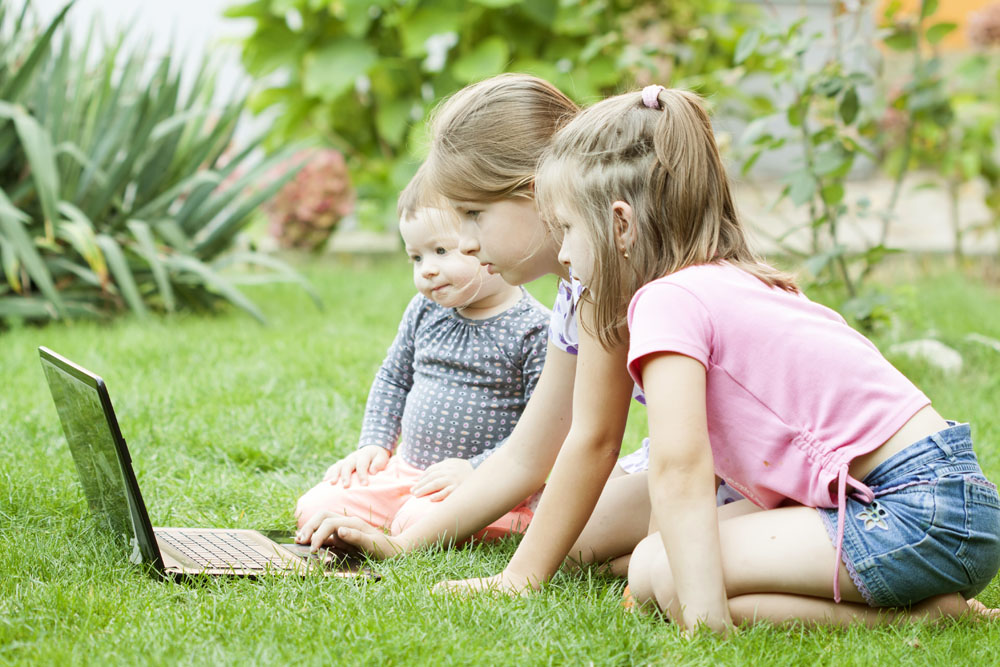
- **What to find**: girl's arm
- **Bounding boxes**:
[642,351,731,634]
[300,340,577,555]
[441,300,634,589]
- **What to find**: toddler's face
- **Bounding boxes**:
[400,209,492,308]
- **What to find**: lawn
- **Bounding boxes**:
[2,256,999,665]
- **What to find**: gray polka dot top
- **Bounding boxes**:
[357,289,550,470]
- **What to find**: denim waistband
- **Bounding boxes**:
[861,422,975,490]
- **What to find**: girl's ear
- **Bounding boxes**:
[612,201,636,249]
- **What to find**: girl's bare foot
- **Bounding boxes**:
[967,598,1000,618]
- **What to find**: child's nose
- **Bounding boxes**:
[557,241,572,268]
[421,260,440,277]
[458,225,480,255]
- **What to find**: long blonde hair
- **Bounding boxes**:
[536,88,797,349]
[425,73,579,202]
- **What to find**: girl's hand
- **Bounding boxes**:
[322,445,390,487]
[433,569,540,596]
[411,458,474,501]
[682,607,734,638]
[295,513,408,559]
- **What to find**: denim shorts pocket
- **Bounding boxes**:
[872,483,937,551]
[955,476,1000,590]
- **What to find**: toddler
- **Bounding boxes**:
[295,170,549,540]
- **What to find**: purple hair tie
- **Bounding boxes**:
[641,85,665,110]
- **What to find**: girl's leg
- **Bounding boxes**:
[627,499,762,607]
[564,467,650,575]
[572,473,763,577]
[632,505,972,626]
[728,592,970,627]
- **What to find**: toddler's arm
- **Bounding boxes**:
[354,295,422,455]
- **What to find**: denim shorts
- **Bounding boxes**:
[818,422,1000,607]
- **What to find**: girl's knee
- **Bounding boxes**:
[294,483,350,528]
[294,503,314,529]
[389,495,435,535]
[649,550,682,621]
[627,533,664,607]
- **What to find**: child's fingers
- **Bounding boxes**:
[323,462,343,483]
[429,485,454,502]
[413,473,449,497]
[339,464,355,488]
[295,510,331,543]
[337,524,404,560]
[369,451,388,473]
[356,462,370,485]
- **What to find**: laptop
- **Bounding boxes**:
[38,346,377,580]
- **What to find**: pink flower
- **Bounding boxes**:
[265,148,355,250]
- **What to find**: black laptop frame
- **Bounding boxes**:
[38,346,166,574]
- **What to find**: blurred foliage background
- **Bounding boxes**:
[0,0,318,327]
[227,0,756,233]
[2,0,999,329]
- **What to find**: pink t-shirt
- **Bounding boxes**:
[626,262,929,511]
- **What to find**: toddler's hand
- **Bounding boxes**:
[322,445,390,487]
[411,458,473,501]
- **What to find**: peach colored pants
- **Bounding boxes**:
[295,455,534,541]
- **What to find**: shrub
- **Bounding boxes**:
[0,1,319,327]
[265,148,354,251]
[226,0,756,231]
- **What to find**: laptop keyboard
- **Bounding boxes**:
[157,530,287,570]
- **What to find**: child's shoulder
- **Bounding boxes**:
[637,262,744,299]
[489,288,550,334]
[517,287,552,320]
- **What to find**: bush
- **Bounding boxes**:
[226,0,755,231]
[0,1,319,327]
[265,148,354,251]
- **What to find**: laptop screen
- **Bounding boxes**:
[39,348,161,568]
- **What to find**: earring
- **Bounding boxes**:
[620,245,629,260]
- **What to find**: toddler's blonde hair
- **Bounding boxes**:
[536,88,796,349]
[425,73,579,203]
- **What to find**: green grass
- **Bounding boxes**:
[2,256,1000,665]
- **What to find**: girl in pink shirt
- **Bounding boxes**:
[532,85,1000,632]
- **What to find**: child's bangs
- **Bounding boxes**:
[426,149,530,204]
[534,155,578,233]
[416,205,463,235]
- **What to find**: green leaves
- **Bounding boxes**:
[0,102,60,238]
[230,0,756,231]
[925,22,956,45]
[0,1,318,326]
[303,40,378,101]
[451,37,509,83]
[734,28,760,65]
[839,87,859,124]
